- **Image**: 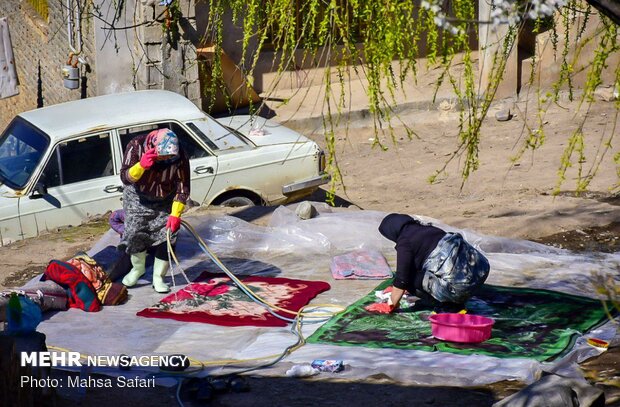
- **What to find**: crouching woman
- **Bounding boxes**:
[369,213,490,314]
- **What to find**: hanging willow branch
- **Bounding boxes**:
[98,0,620,195]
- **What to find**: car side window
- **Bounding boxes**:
[119,122,211,160]
[40,133,114,187]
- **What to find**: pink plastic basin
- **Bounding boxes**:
[429,313,494,343]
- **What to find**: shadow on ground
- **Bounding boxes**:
[533,222,620,253]
[43,347,620,407]
[47,369,511,407]
[554,190,620,207]
[227,188,357,224]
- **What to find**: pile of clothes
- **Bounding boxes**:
[46,253,128,311]
[0,253,127,323]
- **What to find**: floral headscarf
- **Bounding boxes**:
[145,128,180,158]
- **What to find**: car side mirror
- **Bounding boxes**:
[30,182,48,199]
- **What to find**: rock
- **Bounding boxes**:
[295,202,317,220]
[438,100,454,112]
[495,109,513,122]
[594,86,617,102]
[438,100,456,122]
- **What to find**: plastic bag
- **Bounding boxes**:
[285,365,319,377]
[6,293,43,335]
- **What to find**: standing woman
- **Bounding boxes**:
[119,128,190,293]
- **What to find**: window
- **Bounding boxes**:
[119,122,211,160]
[40,133,113,187]
[119,124,156,151]
[0,118,50,189]
[188,119,249,151]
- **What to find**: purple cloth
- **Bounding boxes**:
[330,250,392,280]
[109,209,125,236]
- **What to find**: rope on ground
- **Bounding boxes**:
[161,220,344,372]
[48,219,345,378]
[166,220,344,320]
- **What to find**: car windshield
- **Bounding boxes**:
[0,118,50,189]
[188,118,249,151]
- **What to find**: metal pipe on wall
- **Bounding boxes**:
[66,0,85,63]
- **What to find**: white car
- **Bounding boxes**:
[0,90,328,244]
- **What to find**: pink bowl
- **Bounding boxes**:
[429,313,494,343]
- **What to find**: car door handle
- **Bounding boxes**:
[194,166,214,174]
[104,185,123,193]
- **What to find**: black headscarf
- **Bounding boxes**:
[378,213,419,242]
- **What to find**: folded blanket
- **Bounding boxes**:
[44,260,101,312]
[97,280,128,306]
[68,253,108,291]
[21,279,68,311]
[68,253,127,306]
[330,250,392,280]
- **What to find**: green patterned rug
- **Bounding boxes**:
[308,282,610,361]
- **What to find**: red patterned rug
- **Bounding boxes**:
[137,275,331,327]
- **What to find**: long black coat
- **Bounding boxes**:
[379,214,446,292]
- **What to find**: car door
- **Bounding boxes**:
[18,132,122,235]
[118,122,218,205]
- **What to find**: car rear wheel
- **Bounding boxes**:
[217,196,256,207]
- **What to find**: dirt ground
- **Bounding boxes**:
[1,96,619,406]
[313,96,619,241]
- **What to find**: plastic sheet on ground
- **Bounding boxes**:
[37,204,620,386]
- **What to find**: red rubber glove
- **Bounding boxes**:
[166,215,181,233]
[365,302,393,314]
[140,148,158,169]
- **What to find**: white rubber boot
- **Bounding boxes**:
[122,251,147,287]
[152,258,171,293]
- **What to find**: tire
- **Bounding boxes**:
[217,196,256,207]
